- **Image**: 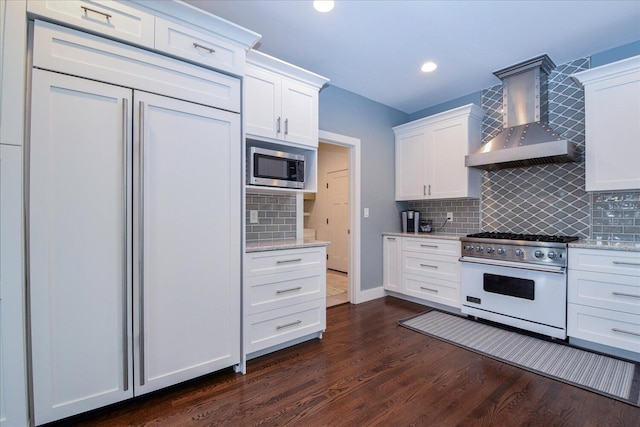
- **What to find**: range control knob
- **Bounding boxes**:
[465,245,474,251]
[534,250,544,258]
[486,247,495,254]
[497,248,506,255]
[514,249,524,257]
[548,251,558,260]
[476,246,484,252]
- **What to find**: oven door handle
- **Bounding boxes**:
[458,256,566,274]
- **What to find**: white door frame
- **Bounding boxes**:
[318,130,362,304]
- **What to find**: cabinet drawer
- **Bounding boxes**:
[154,17,245,76]
[403,274,460,308]
[245,300,325,354]
[245,247,325,277]
[403,238,460,256]
[403,252,460,282]
[569,248,640,276]
[27,0,154,48]
[568,304,640,353]
[245,268,325,315]
[568,270,640,315]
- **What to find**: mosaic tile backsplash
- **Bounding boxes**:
[246,192,297,241]
[407,56,640,242]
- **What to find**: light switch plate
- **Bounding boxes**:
[364,208,369,218]
[250,210,258,223]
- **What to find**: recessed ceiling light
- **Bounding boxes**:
[313,1,335,13]
[421,61,438,73]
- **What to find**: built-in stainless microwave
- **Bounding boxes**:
[248,147,305,189]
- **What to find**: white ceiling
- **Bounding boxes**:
[183,0,640,114]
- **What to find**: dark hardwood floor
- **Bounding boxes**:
[53,297,639,427]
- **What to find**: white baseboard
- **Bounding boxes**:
[353,285,386,304]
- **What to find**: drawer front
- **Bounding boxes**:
[245,300,326,354]
[245,247,325,277]
[569,248,640,276]
[403,238,460,256]
[27,0,154,48]
[403,252,460,282]
[568,304,640,353]
[568,270,640,315]
[245,268,325,315]
[33,21,241,112]
[155,17,245,76]
[403,274,460,308]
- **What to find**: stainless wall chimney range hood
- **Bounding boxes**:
[465,54,578,171]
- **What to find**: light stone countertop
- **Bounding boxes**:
[382,232,466,241]
[569,240,640,252]
[245,239,330,253]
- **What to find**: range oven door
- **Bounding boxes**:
[460,257,567,339]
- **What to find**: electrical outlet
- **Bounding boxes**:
[249,210,258,224]
[446,212,453,222]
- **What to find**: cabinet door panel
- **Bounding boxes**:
[244,65,281,140]
[428,121,467,199]
[133,91,240,395]
[29,69,133,425]
[281,79,318,147]
[395,131,426,201]
[383,236,402,292]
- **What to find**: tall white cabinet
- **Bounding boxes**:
[394,104,484,201]
[571,56,640,191]
[28,19,243,425]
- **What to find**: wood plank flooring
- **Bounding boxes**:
[49,297,640,426]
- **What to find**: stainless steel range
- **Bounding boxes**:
[459,232,579,339]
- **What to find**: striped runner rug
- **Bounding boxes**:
[400,310,640,406]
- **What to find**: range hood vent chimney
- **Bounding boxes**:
[465,54,578,171]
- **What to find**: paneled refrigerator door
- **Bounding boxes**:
[132,90,241,395]
[29,69,134,425]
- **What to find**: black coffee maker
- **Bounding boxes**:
[401,210,420,233]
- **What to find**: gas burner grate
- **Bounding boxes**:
[466,232,579,244]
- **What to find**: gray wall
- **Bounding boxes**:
[318,86,407,291]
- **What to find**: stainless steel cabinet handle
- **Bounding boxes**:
[277,258,302,264]
[420,286,439,293]
[613,261,640,267]
[276,286,302,294]
[423,185,426,196]
[276,117,281,133]
[387,237,396,241]
[612,291,640,299]
[420,263,438,269]
[428,184,431,196]
[192,43,215,54]
[612,328,640,337]
[80,5,112,19]
[122,98,129,391]
[276,320,302,330]
[420,244,438,249]
[138,101,146,386]
[284,118,289,135]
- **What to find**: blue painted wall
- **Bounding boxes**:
[591,40,640,67]
[318,86,407,291]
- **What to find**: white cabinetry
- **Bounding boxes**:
[568,248,640,354]
[393,104,484,201]
[29,22,241,425]
[383,236,402,292]
[27,0,156,48]
[383,235,461,309]
[244,247,326,364]
[0,146,29,427]
[245,50,328,148]
[571,56,640,191]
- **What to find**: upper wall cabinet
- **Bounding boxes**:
[572,56,640,192]
[393,104,484,201]
[245,50,329,148]
[27,0,261,77]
